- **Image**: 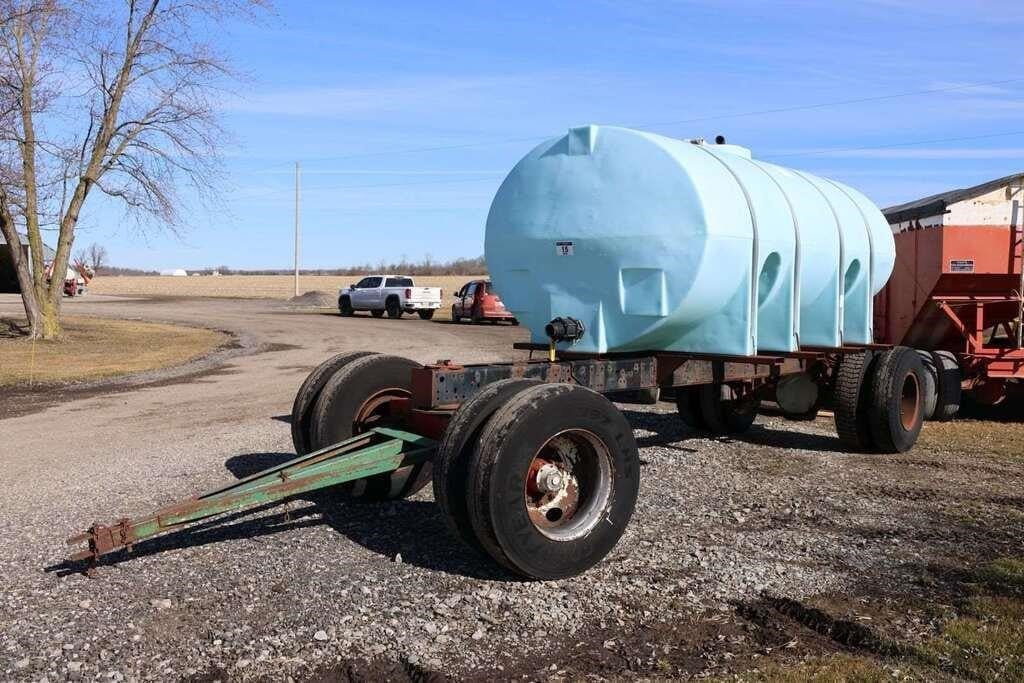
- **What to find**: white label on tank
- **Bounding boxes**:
[949,259,974,273]
[555,241,574,256]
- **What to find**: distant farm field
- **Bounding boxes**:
[89,275,484,301]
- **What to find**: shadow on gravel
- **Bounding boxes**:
[223,450,512,581]
[46,449,517,580]
[619,409,849,454]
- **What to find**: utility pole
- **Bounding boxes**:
[294,161,301,297]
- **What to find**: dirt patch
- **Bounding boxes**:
[0,316,229,387]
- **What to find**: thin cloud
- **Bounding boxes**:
[222,75,531,116]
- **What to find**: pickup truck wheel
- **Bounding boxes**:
[467,384,640,579]
[311,354,430,501]
[338,296,354,317]
[418,309,435,320]
[371,309,384,318]
[385,297,402,319]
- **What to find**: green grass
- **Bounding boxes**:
[917,558,1024,680]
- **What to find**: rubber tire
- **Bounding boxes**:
[834,351,877,452]
[338,296,354,317]
[916,350,938,420]
[931,350,962,421]
[698,384,759,435]
[467,384,640,580]
[418,309,435,320]
[385,297,402,319]
[511,318,520,326]
[471,305,482,324]
[311,354,430,501]
[867,347,926,453]
[451,305,460,323]
[290,351,377,456]
[675,387,706,431]
[371,309,384,318]
[432,378,541,556]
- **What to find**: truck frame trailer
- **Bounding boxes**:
[67,331,924,580]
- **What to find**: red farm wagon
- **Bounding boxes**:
[877,172,1024,417]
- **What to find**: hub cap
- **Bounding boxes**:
[524,429,613,541]
[899,372,920,431]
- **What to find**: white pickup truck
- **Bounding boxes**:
[337,275,443,320]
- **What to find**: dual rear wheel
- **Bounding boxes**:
[291,352,432,501]
[292,355,641,579]
[676,383,760,436]
[434,381,639,579]
[834,346,927,453]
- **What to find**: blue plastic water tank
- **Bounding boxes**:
[485,125,894,356]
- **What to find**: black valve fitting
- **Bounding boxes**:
[545,317,585,343]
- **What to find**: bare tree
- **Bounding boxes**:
[74,241,106,272]
[0,0,266,339]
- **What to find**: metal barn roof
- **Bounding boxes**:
[0,232,56,259]
[884,171,1024,224]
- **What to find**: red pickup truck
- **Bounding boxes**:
[451,279,517,324]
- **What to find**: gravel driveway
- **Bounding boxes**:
[1,294,1021,681]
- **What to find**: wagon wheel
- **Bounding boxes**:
[931,350,961,421]
[433,378,541,555]
[290,351,377,456]
[867,347,926,453]
[834,351,877,452]
[311,354,431,501]
[698,383,759,435]
[466,384,640,580]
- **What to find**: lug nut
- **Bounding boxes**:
[536,464,564,493]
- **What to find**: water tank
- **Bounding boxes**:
[485,125,895,356]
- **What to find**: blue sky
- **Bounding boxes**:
[81,1,1024,270]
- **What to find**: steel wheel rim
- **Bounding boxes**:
[524,428,613,541]
[899,372,920,431]
[354,388,409,433]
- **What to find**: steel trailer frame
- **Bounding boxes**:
[66,342,887,574]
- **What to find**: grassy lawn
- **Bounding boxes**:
[0,316,229,387]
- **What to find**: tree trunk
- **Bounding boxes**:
[39,288,61,338]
